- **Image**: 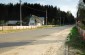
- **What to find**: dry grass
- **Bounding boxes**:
[0,25,58,34]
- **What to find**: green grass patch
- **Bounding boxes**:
[66,26,85,55]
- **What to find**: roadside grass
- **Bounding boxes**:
[0,25,58,34]
[66,26,85,55]
[0,29,28,34]
[37,25,59,29]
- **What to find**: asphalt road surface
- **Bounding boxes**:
[0,25,73,54]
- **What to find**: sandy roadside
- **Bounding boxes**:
[0,28,72,55]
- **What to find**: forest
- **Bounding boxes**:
[0,3,75,25]
[77,0,85,25]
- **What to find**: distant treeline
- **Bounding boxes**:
[0,3,75,25]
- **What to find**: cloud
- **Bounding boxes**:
[31,0,79,17]
[0,0,19,4]
[60,5,78,17]
[50,0,79,17]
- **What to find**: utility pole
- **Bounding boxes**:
[63,17,64,25]
[59,12,61,26]
[60,16,61,26]
[46,10,47,25]
[20,0,22,26]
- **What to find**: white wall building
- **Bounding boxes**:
[29,15,44,26]
[29,15,36,26]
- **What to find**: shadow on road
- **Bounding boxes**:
[0,40,64,48]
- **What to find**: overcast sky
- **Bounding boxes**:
[0,0,79,17]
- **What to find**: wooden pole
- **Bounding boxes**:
[20,0,22,26]
[46,10,47,25]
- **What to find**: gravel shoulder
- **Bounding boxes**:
[0,27,72,55]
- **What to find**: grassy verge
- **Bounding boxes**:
[66,26,85,55]
[0,29,29,34]
[37,25,59,29]
[0,25,58,34]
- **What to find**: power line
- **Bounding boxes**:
[24,6,46,12]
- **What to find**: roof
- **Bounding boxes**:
[31,15,44,24]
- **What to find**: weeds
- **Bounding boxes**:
[66,26,85,55]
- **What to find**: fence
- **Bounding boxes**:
[0,26,38,31]
[77,26,85,40]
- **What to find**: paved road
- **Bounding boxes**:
[0,25,73,54]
